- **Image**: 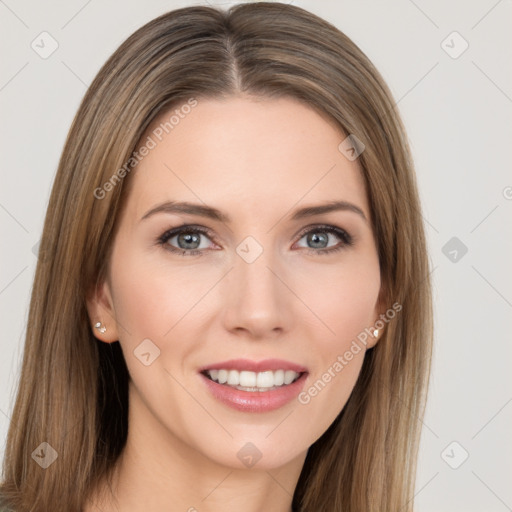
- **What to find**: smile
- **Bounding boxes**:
[198,359,309,412]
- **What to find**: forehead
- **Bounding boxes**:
[127,95,369,222]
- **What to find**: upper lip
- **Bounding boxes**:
[199,358,308,373]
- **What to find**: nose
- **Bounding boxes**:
[221,240,293,340]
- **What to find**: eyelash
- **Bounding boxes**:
[156,224,354,257]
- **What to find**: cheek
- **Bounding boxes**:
[296,350,365,447]
[322,282,376,332]
[109,248,210,341]
[108,248,216,395]
[294,253,381,344]
[291,258,379,436]
[107,252,203,427]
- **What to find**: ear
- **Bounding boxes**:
[366,286,388,350]
[85,275,119,343]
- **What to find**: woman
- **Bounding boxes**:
[0,3,433,511]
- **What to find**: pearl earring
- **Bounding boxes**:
[94,321,106,334]
[372,328,379,338]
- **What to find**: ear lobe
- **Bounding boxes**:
[85,277,119,343]
[365,324,382,350]
[366,289,388,350]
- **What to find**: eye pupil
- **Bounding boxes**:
[178,232,200,249]
[308,232,328,248]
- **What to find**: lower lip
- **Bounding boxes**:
[200,372,308,413]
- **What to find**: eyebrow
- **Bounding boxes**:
[140,200,367,224]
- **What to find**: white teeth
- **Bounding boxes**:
[257,371,274,388]
[227,370,239,386]
[284,370,297,385]
[274,369,284,386]
[239,371,256,387]
[205,369,301,389]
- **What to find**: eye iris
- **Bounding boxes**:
[178,232,200,249]
[308,232,328,249]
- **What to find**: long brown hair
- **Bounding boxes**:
[0,3,433,511]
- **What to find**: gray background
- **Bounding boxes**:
[1,1,511,510]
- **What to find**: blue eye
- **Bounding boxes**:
[157,226,214,256]
[157,224,353,257]
[295,225,353,255]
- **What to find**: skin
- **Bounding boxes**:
[86,95,384,512]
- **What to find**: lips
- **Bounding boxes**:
[198,358,309,412]
[200,372,308,412]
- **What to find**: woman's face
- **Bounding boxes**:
[88,95,383,470]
